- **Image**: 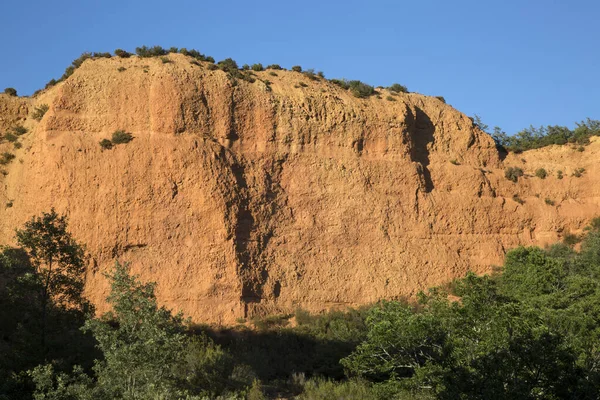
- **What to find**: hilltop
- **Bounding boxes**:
[1,50,599,324]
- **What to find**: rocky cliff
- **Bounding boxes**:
[1,53,598,324]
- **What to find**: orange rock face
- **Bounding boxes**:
[1,54,598,324]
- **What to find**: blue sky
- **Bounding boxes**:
[1,0,598,134]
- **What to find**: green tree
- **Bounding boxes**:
[15,210,89,355]
[82,262,189,399]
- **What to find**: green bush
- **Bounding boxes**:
[114,49,131,58]
[348,80,375,98]
[266,64,282,70]
[269,71,278,76]
[32,104,49,121]
[92,52,112,58]
[386,95,396,102]
[0,152,16,165]
[557,170,563,179]
[99,139,113,150]
[505,166,524,182]
[535,168,547,179]
[217,58,240,74]
[303,69,319,81]
[545,198,555,206]
[117,66,126,72]
[4,133,18,143]
[160,56,172,64]
[572,167,585,177]
[12,125,27,135]
[251,63,264,71]
[435,96,446,103]
[45,79,57,89]
[563,232,581,246]
[111,130,133,144]
[292,65,302,72]
[491,118,600,152]
[135,45,168,57]
[4,87,17,96]
[242,64,250,70]
[298,82,308,88]
[388,83,408,93]
[329,79,349,89]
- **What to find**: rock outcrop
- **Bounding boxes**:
[1,53,598,324]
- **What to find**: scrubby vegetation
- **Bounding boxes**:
[99,130,133,149]
[114,49,131,58]
[535,167,547,179]
[3,212,600,399]
[4,87,17,96]
[572,167,586,178]
[32,104,49,121]
[388,83,408,93]
[0,152,16,165]
[348,80,375,98]
[31,46,427,107]
[111,130,133,144]
[476,116,600,153]
[504,166,524,182]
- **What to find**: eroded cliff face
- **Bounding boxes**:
[1,54,598,323]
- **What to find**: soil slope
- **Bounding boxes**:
[1,54,598,324]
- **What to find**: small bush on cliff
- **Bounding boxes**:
[4,87,17,96]
[92,52,112,59]
[99,139,113,150]
[12,125,27,135]
[0,152,15,165]
[266,64,282,70]
[557,170,563,179]
[348,80,375,98]
[111,130,133,144]
[3,132,18,143]
[388,83,408,93]
[505,166,524,182]
[32,104,49,121]
[135,45,168,57]
[535,168,547,179]
[292,65,302,72]
[251,63,264,71]
[303,69,319,81]
[329,79,350,89]
[114,49,131,58]
[217,58,242,78]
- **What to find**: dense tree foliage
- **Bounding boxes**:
[0,211,93,399]
[475,116,600,153]
[341,224,600,399]
[4,212,600,399]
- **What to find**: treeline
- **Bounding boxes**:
[31,45,410,101]
[475,115,600,153]
[3,211,600,398]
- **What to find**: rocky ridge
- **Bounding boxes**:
[1,53,598,324]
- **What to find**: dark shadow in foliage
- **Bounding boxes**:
[195,308,369,382]
[0,212,98,399]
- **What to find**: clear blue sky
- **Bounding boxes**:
[1,0,598,134]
